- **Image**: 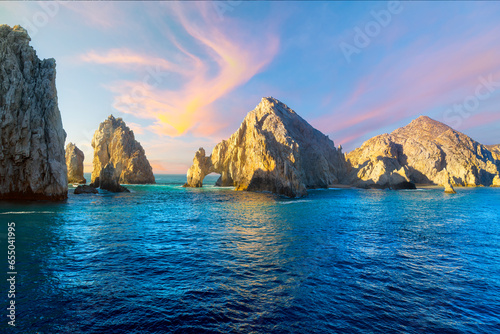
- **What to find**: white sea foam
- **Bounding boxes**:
[0,211,55,215]
[278,200,312,205]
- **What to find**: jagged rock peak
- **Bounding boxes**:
[0,24,68,200]
[0,24,30,42]
[66,143,86,184]
[101,114,126,129]
[90,115,155,185]
[184,97,347,197]
[392,115,453,141]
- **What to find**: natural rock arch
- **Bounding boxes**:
[184,97,347,197]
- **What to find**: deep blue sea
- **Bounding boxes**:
[1,174,500,333]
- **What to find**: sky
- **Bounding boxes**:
[1,1,500,173]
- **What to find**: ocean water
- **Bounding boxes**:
[1,174,500,333]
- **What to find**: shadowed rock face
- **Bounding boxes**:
[74,185,98,194]
[0,25,67,201]
[346,116,500,188]
[486,144,500,161]
[66,143,86,184]
[184,97,347,197]
[91,163,129,193]
[91,115,155,185]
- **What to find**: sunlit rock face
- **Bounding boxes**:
[90,115,155,185]
[184,97,347,197]
[346,116,500,188]
[66,143,86,184]
[0,25,67,200]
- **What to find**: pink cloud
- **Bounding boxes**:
[80,49,186,74]
[81,2,280,138]
[126,122,144,135]
[460,109,500,132]
[313,24,500,148]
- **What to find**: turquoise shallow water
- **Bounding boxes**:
[1,174,500,333]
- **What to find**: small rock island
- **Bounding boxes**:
[66,143,86,184]
[89,115,154,192]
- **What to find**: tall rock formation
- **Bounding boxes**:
[90,115,155,185]
[346,116,500,188]
[66,143,86,184]
[184,97,347,197]
[0,25,67,200]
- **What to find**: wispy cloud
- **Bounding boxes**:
[80,49,185,74]
[80,2,280,138]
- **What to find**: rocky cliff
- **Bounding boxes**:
[184,97,347,197]
[0,25,67,200]
[346,116,500,188]
[90,115,155,185]
[66,142,86,184]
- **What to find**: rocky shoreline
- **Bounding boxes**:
[184,98,500,197]
[1,24,499,200]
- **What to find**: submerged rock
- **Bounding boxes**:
[347,116,500,189]
[66,143,86,184]
[184,97,347,197]
[74,185,98,194]
[91,115,155,185]
[0,25,67,201]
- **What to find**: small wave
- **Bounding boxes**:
[0,211,55,215]
[278,200,312,205]
[401,188,427,192]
